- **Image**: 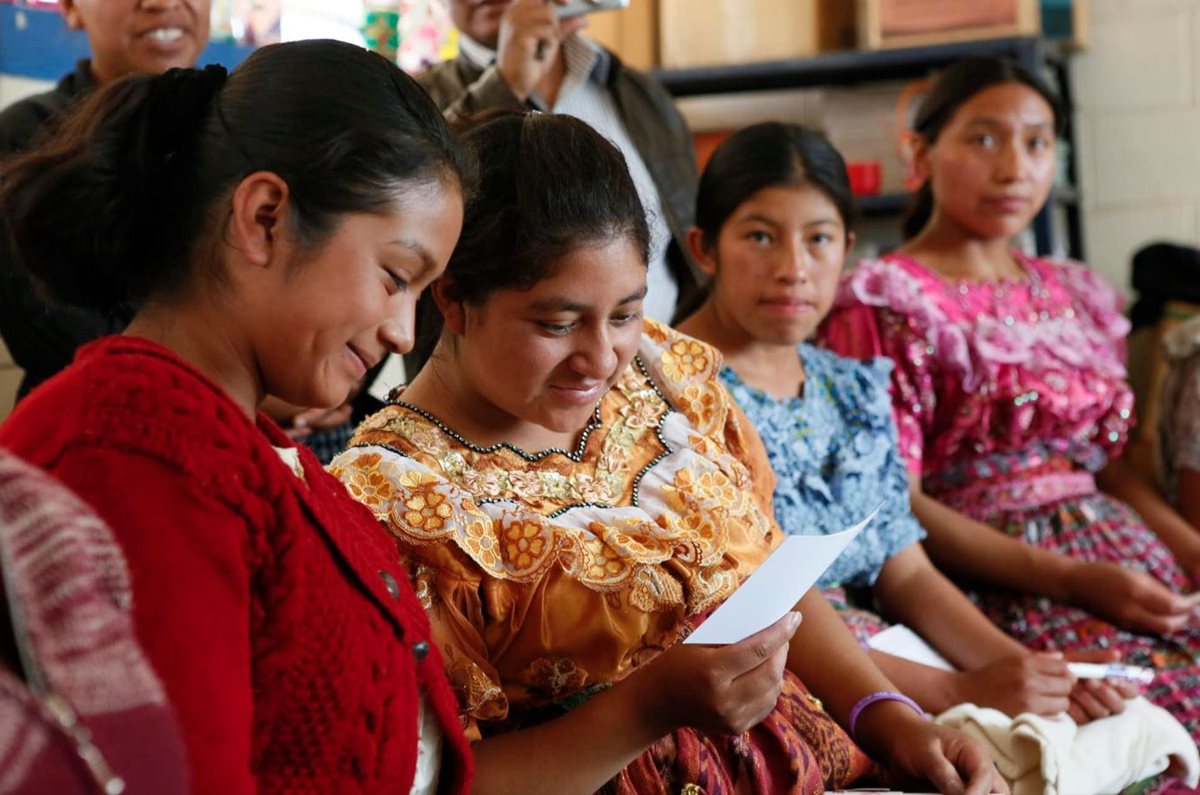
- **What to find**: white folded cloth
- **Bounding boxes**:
[936,696,1199,795]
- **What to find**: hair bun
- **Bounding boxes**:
[142,64,228,170]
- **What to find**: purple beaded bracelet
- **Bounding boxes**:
[848,691,926,743]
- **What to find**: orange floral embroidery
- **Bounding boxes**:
[462,523,502,570]
[687,566,740,614]
[662,338,711,382]
[643,320,670,345]
[578,537,631,585]
[573,473,613,503]
[680,383,720,432]
[692,469,742,511]
[596,445,628,476]
[676,510,719,547]
[599,517,677,558]
[663,467,701,510]
[461,468,504,498]
[410,562,436,610]
[628,566,684,612]
[402,487,454,533]
[450,658,506,720]
[526,658,588,697]
[507,470,545,499]
[725,456,754,491]
[397,469,444,489]
[403,421,450,456]
[622,396,663,429]
[338,459,396,509]
[356,411,393,434]
[330,321,784,617]
[618,366,648,394]
[358,451,383,468]
[502,519,550,571]
[687,434,721,461]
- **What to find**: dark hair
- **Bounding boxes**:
[695,121,856,249]
[902,55,1064,240]
[447,111,650,303]
[0,39,468,311]
[408,111,650,370]
[672,122,855,322]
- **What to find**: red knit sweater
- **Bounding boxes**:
[0,336,473,795]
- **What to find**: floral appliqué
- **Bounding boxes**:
[662,339,712,382]
[330,452,396,509]
[525,658,589,698]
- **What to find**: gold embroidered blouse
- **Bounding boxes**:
[331,322,782,740]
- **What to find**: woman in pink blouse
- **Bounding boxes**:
[822,56,1200,748]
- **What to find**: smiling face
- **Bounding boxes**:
[697,183,851,347]
[251,180,464,411]
[62,0,212,85]
[915,81,1058,242]
[447,0,511,47]
[444,236,647,448]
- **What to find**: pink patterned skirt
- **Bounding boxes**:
[936,461,1200,793]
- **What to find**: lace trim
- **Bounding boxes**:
[331,322,762,607]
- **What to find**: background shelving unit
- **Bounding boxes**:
[652,36,1084,260]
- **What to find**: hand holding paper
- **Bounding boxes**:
[685,504,882,645]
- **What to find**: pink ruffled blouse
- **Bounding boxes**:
[820,253,1134,513]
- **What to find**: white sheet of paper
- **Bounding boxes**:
[867,624,955,672]
[684,503,882,646]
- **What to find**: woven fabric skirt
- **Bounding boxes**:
[607,671,873,795]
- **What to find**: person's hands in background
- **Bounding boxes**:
[495,0,588,100]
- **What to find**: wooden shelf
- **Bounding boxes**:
[655,35,1083,259]
[856,186,1077,218]
[857,193,909,216]
[652,36,1049,97]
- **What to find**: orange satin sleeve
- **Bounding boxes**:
[399,546,508,743]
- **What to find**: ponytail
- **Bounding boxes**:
[1,40,467,314]
[1,65,227,311]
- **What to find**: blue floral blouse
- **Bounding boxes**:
[720,344,925,588]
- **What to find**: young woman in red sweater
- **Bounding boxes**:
[0,40,472,795]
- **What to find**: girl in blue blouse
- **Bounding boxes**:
[676,122,1132,724]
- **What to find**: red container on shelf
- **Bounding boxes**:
[692,130,731,171]
[846,160,882,196]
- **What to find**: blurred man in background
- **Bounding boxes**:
[0,0,212,401]
[419,0,702,327]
